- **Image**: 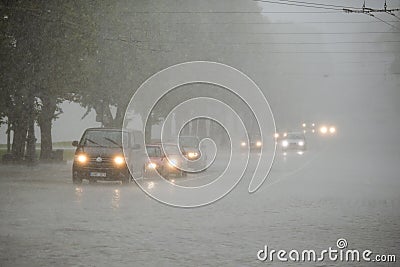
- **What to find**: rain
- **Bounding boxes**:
[0,0,399,266]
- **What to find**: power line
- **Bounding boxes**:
[172,21,400,25]
[124,10,341,14]
[255,0,359,9]
[387,12,400,20]
[104,37,399,54]
[253,0,358,10]
[108,38,400,45]
[367,13,400,29]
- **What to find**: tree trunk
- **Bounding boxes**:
[38,95,57,161]
[26,91,36,163]
[11,119,27,161]
[26,118,36,163]
[10,93,28,161]
[39,118,52,160]
[6,121,11,153]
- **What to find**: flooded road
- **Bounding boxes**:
[0,135,399,266]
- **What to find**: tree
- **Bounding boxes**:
[1,0,98,160]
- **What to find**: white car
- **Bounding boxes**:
[280,132,306,152]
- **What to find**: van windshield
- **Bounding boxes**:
[80,130,128,148]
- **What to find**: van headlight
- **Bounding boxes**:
[114,156,125,165]
[76,154,88,164]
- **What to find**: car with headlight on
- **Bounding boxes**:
[178,135,207,171]
[144,144,165,177]
[280,132,306,153]
[72,128,144,184]
[161,143,187,178]
[240,134,263,152]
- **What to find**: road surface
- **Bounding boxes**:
[0,135,399,266]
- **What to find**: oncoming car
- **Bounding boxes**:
[178,136,207,171]
[145,143,187,178]
[162,144,187,178]
[240,134,262,152]
[280,132,306,153]
[72,128,144,184]
[144,144,164,177]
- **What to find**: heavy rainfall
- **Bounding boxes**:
[0,0,399,266]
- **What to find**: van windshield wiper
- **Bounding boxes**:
[85,138,104,147]
[104,137,122,148]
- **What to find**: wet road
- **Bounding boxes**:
[0,135,399,266]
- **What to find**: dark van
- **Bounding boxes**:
[72,128,144,184]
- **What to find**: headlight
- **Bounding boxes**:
[274,133,279,139]
[302,123,306,128]
[147,162,157,169]
[283,132,287,137]
[329,126,336,134]
[319,126,328,134]
[298,141,305,146]
[114,156,125,165]
[187,152,198,159]
[76,154,87,164]
[282,140,289,147]
[241,141,247,147]
[256,141,262,147]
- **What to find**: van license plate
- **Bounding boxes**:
[90,172,106,177]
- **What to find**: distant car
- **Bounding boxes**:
[280,132,306,152]
[144,144,165,177]
[178,136,207,171]
[160,143,187,178]
[240,134,262,152]
[72,128,144,184]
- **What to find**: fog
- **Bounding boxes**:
[0,0,399,266]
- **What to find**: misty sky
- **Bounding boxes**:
[1,0,398,143]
